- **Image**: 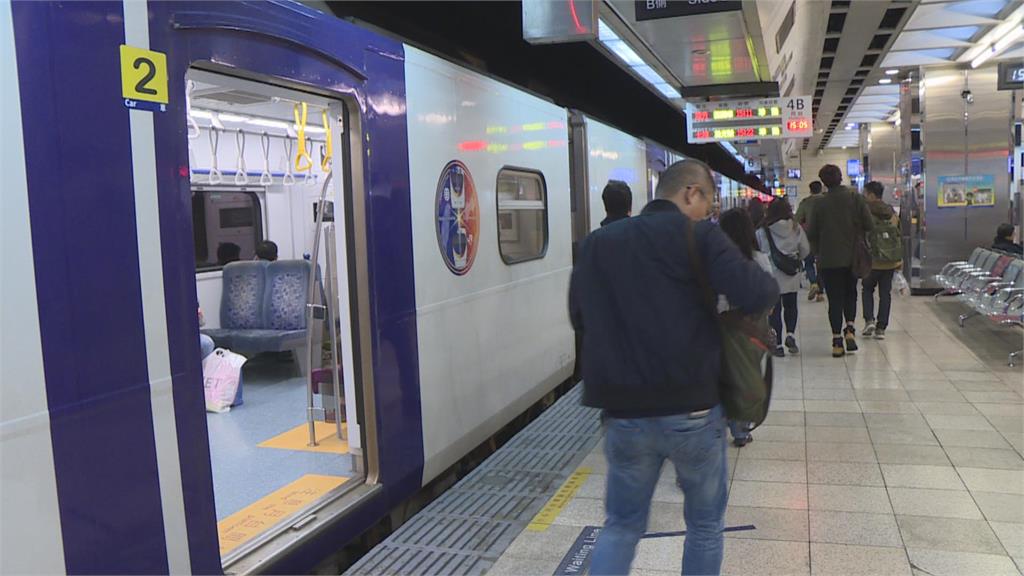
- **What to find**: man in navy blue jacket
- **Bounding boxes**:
[569,159,778,576]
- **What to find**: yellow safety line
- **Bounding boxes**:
[526,466,592,532]
[217,474,348,555]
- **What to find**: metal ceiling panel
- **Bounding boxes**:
[607,0,759,86]
[904,2,1002,30]
[861,85,902,96]
[881,50,957,66]
[891,29,976,50]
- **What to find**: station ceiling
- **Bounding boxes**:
[328,1,770,192]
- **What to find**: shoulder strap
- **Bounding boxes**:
[684,218,718,316]
[763,224,780,254]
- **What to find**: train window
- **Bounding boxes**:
[496,168,548,264]
[191,189,264,271]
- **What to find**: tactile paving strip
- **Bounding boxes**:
[345,384,601,576]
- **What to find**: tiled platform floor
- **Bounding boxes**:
[489,293,1023,576]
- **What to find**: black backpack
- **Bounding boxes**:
[764,226,803,276]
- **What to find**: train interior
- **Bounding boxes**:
[186,69,363,561]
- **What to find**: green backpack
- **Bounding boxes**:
[869,214,901,265]
[685,219,774,428]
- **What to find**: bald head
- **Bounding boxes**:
[656,159,715,200]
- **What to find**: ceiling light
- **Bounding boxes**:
[885,69,899,75]
[878,78,892,84]
[217,112,249,123]
[248,118,290,130]
[971,23,1024,68]
[994,23,1024,52]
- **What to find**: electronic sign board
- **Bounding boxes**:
[686,95,812,143]
[997,61,1024,91]
[635,0,742,21]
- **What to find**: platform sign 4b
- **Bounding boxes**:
[781,96,812,138]
[120,45,168,112]
[686,95,812,143]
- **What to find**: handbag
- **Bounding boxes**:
[685,219,774,428]
[202,348,246,413]
[851,194,873,279]
[763,226,803,276]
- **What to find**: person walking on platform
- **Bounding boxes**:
[747,197,766,229]
[758,198,810,357]
[861,182,902,339]
[718,208,775,447]
[569,160,778,576]
[807,164,874,358]
[600,180,632,227]
[796,181,825,301]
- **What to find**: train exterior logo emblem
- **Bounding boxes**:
[435,160,480,275]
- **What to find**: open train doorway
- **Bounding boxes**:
[184,68,368,567]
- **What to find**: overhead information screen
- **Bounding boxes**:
[686,96,812,144]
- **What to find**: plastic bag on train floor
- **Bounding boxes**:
[203,348,246,413]
[893,271,910,297]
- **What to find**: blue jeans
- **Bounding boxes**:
[200,334,215,359]
[805,254,818,285]
[590,405,728,576]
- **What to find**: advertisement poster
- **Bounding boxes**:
[937,175,996,207]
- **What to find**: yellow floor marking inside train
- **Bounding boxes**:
[526,467,592,532]
[258,421,349,454]
[217,474,348,556]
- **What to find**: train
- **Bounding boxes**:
[0,1,751,574]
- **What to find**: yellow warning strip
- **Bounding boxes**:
[258,421,349,455]
[217,474,348,556]
[526,467,592,532]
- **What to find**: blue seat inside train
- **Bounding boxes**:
[202,260,311,357]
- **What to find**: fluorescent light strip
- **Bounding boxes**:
[598,19,680,100]
[192,108,324,133]
[962,5,1024,63]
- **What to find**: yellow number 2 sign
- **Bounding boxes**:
[120,45,168,112]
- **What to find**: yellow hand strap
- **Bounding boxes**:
[321,109,333,173]
[293,102,313,174]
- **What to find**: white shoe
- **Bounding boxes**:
[863,322,876,337]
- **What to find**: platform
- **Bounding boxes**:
[351,292,1023,576]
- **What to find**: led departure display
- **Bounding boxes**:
[686,96,811,144]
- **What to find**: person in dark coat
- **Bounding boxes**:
[992,223,1023,255]
[806,164,873,358]
[570,160,778,576]
[600,180,633,227]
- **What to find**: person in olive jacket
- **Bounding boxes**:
[795,181,825,301]
[806,164,874,358]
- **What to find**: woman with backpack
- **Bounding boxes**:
[757,198,811,357]
[862,181,902,339]
[719,207,775,447]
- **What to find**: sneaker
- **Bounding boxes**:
[808,284,820,301]
[733,435,753,447]
[785,335,800,354]
[874,328,886,340]
[832,337,846,358]
[773,346,785,358]
[844,326,859,352]
[863,321,876,337]
[816,294,825,302]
